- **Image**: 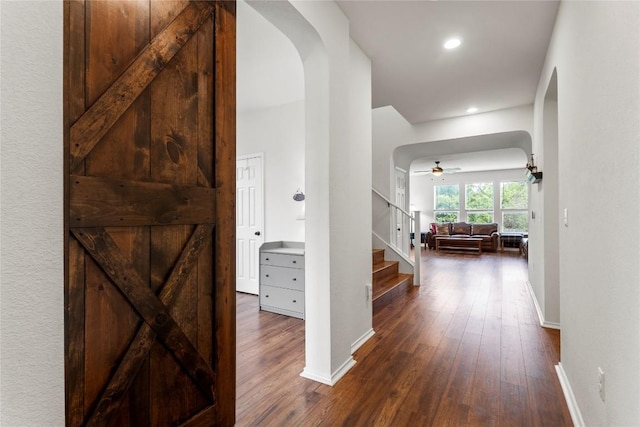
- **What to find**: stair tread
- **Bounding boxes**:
[373,273,413,300]
[372,260,398,274]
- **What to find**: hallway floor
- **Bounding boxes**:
[236,249,572,426]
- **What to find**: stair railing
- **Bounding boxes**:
[372,188,421,285]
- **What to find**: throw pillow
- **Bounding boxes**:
[436,224,450,235]
[430,223,437,234]
[452,222,470,235]
[471,223,496,236]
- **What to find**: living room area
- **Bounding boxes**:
[410,153,530,257]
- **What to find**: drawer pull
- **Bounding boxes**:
[293,300,297,303]
[265,295,269,298]
[292,260,297,264]
[266,274,269,277]
[292,278,296,281]
[265,257,269,261]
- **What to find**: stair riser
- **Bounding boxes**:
[372,250,385,266]
[372,277,413,312]
[373,263,399,285]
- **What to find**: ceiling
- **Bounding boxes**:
[238,0,560,173]
[335,0,560,124]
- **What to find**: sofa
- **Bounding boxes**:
[426,222,499,252]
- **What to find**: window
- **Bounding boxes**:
[503,212,529,232]
[434,184,459,223]
[467,212,494,224]
[465,183,493,223]
[501,181,528,232]
[432,180,529,230]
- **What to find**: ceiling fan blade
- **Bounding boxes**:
[443,167,462,173]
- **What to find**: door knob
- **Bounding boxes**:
[254,231,261,236]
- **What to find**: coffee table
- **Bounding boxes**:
[435,236,482,254]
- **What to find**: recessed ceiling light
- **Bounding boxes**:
[444,38,461,49]
[466,107,478,113]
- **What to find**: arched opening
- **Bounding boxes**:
[239,0,338,385]
[394,131,533,234]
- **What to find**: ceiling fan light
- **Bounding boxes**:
[432,160,444,176]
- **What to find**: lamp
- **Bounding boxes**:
[526,154,543,183]
[432,161,444,176]
[293,189,305,202]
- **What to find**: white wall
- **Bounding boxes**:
[237,101,305,242]
[0,1,65,424]
[411,168,528,231]
[342,38,373,358]
[532,1,640,425]
[237,0,304,113]
[373,104,534,199]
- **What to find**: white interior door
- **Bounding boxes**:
[236,155,264,294]
[395,167,408,253]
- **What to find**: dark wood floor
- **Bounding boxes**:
[236,249,572,426]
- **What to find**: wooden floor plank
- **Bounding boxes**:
[236,250,572,426]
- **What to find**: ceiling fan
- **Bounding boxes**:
[413,161,461,176]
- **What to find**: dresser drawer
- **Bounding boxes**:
[260,252,304,269]
[260,285,304,314]
[260,265,304,291]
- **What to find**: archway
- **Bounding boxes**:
[243,0,337,384]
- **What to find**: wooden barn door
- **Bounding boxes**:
[63,1,235,426]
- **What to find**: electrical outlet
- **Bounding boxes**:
[598,367,605,402]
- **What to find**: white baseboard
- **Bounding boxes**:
[300,368,332,385]
[330,357,356,384]
[556,363,585,427]
[351,328,375,354]
[525,280,561,330]
[300,356,357,386]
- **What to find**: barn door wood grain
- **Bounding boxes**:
[63,1,236,426]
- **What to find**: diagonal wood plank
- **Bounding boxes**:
[70,175,216,227]
[72,227,216,403]
[178,405,217,427]
[69,1,214,171]
[85,224,214,426]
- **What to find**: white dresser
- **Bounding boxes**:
[259,241,305,319]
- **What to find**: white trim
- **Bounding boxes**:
[556,363,585,427]
[525,280,561,330]
[372,187,412,218]
[300,356,356,386]
[331,357,357,384]
[351,328,375,354]
[300,368,333,385]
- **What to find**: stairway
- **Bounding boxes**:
[372,249,414,313]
